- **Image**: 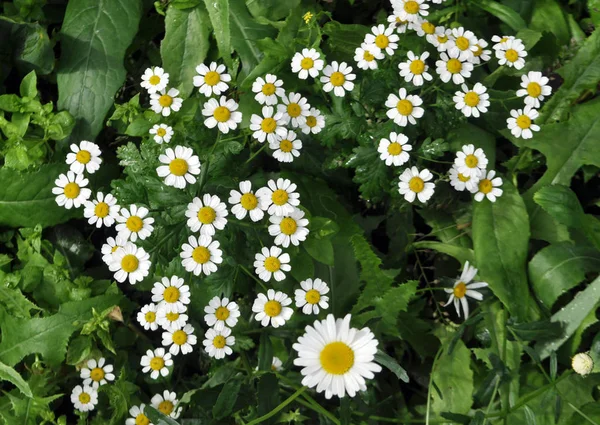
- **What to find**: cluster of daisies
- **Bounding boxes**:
[70,357,115,412]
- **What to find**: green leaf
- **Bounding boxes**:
[19,71,37,99]
[413,241,475,265]
[144,405,181,425]
[11,22,54,75]
[161,5,210,97]
[374,350,409,383]
[0,360,33,397]
[473,181,533,321]
[203,0,232,68]
[563,402,600,425]
[213,378,242,419]
[322,21,370,57]
[56,0,142,144]
[303,236,334,266]
[66,335,92,366]
[257,332,273,372]
[356,281,418,332]
[507,320,563,342]
[474,0,527,31]
[101,371,139,425]
[246,0,300,21]
[257,373,280,423]
[590,0,600,27]
[0,286,40,319]
[529,0,570,46]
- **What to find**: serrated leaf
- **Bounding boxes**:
[101,371,139,425]
[0,285,40,318]
[0,360,32,397]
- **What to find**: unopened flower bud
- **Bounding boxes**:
[572,352,594,376]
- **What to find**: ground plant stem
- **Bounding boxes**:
[245,386,307,425]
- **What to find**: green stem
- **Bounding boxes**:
[245,387,307,425]
[239,264,268,292]
[246,143,268,164]
[426,346,445,425]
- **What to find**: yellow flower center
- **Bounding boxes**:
[446,58,462,74]
[264,256,281,272]
[453,282,467,298]
[421,21,435,34]
[163,286,180,303]
[136,413,150,425]
[505,49,518,62]
[387,142,402,155]
[94,202,109,218]
[204,71,221,86]
[150,356,165,371]
[261,117,277,133]
[145,311,156,323]
[279,217,297,235]
[79,392,91,404]
[409,59,425,75]
[271,189,289,206]
[404,1,419,14]
[305,289,321,304]
[156,127,167,137]
[240,193,258,210]
[214,106,231,123]
[455,36,470,51]
[213,335,226,349]
[306,116,317,127]
[479,179,492,194]
[264,300,282,317]
[76,150,91,164]
[363,50,375,61]
[262,83,276,95]
[375,34,389,49]
[279,140,294,153]
[516,114,531,129]
[149,75,161,85]
[192,246,210,264]
[464,92,480,107]
[396,100,413,116]
[169,158,188,176]
[329,71,345,87]
[172,329,188,345]
[301,57,314,70]
[473,45,483,57]
[197,206,216,224]
[465,154,478,168]
[409,176,424,193]
[458,173,470,182]
[111,245,120,253]
[319,342,355,375]
[64,182,80,199]
[158,400,174,416]
[437,34,448,43]
[215,306,230,320]
[287,103,301,118]
[126,216,143,232]
[166,312,179,322]
[500,36,509,43]
[121,254,139,273]
[527,82,542,98]
[90,367,105,382]
[158,94,173,107]
[396,17,408,24]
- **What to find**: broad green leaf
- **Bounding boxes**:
[473,181,533,321]
[0,360,32,397]
[257,333,273,372]
[413,241,475,266]
[257,373,280,422]
[417,209,471,248]
[203,0,232,68]
[474,0,527,31]
[212,379,242,419]
[529,0,570,46]
[66,335,92,366]
[144,405,181,425]
[303,236,334,266]
[375,350,409,383]
[19,71,37,99]
[0,285,40,319]
[246,0,301,21]
[590,0,600,27]
[563,403,600,425]
[322,21,370,58]
[11,22,54,75]
[57,0,142,144]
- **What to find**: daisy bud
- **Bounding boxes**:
[572,352,594,376]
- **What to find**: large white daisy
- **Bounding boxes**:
[449,165,480,193]
[300,108,326,135]
[321,61,356,97]
[252,74,285,105]
[474,170,504,202]
[101,235,127,265]
[126,404,151,425]
[448,27,478,61]
[52,171,91,209]
[377,132,412,167]
[150,123,173,144]
[140,347,173,379]
[398,51,433,86]
[364,24,399,56]
[454,144,488,177]
[270,129,302,163]
[436,50,473,84]
[156,145,201,189]
[202,96,243,134]
[162,323,197,356]
[354,43,384,70]
[137,303,159,331]
[193,62,231,96]
[393,0,429,22]
[496,39,527,69]
[80,357,115,389]
[156,306,188,332]
[141,67,169,93]
[291,48,324,79]
[185,194,228,236]
[398,166,435,203]
[71,385,98,412]
[507,106,540,139]
[66,140,102,174]
[453,83,490,118]
[516,71,552,108]
[151,390,182,419]
[277,92,311,128]
[108,242,151,285]
[250,106,286,144]
[180,235,223,276]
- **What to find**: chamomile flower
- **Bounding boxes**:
[180,235,223,276]
[116,204,154,242]
[278,92,311,127]
[516,71,552,108]
[150,88,183,117]
[254,246,291,282]
[474,170,504,202]
[270,130,302,163]
[156,145,201,189]
[185,194,228,236]
[137,303,160,331]
[454,144,488,177]
[436,50,473,84]
[151,390,182,419]
[364,24,399,56]
[66,141,102,174]
[193,62,231,96]
[101,235,126,265]
[385,88,424,127]
[393,0,429,22]
[150,124,173,144]
[444,261,488,318]
[410,18,436,37]
[141,348,173,379]
[228,180,267,222]
[427,26,453,51]
[301,108,325,134]
[141,67,169,93]
[354,43,384,70]
[387,13,410,34]
[398,51,433,86]
[203,327,235,359]
[321,61,356,97]
[292,314,382,399]
[470,39,492,64]
[268,208,310,248]
[491,35,515,50]
[108,242,151,284]
[151,276,190,313]
[202,96,243,134]
[52,171,91,209]
[449,165,480,193]
[204,296,240,330]
[496,39,527,69]
[398,166,435,203]
[156,306,188,332]
[377,132,412,166]
[295,278,330,315]
[126,404,151,425]
[252,289,294,328]
[256,178,301,217]
[291,48,324,79]
[162,323,197,356]
[252,74,285,105]
[71,385,98,412]
[449,27,478,61]
[507,106,540,139]
[453,83,490,118]
[83,192,119,228]
[80,358,115,389]
[250,106,287,143]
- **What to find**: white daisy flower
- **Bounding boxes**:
[320,61,356,97]
[449,165,480,193]
[151,275,190,313]
[162,323,197,356]
[83,192,119,228]
[156,145,201,189]
[436,50,473,84]
[268,207,310,248]
[115,204,154,242]
[364,24,399,56]
[354,43,384,70]
[454,144,488,177]
[270,129,302,163]
[202,96,242,134]
[295,278,330,315]
[448,27,478,61]
[137,303,160,331]
[80,358,115,389]
[427,26,453,52]
[496,39,527,69]
[126,404,151,425]
[453,83,490,118]
[491,35,515,50]
[150,124,173,144]
[387,13,410,34]
[378,132,412,166]
[516,71,552,108]
[271,357,283,371]
[474,170,504,202]
[278,92,311,128]
[141,347,173,379]
[470,39,492,64]
[507,105,540,139]
[66,140,102,174]
[185,194,228,236]
[156,305,189,332]
[393,0,429,22]
[228,180,267,222]
[204,296,240,331]
[292,314,382,399]
[180,235,223,276]
[385,88,424,127]
[151,390,182,419]
[150,88,183,117]
[252,289,294,328]
[203,327,235,359]
[141,67,169,93]
[398,51,433,86]
[398,166,435,203]
[252,74,285,105]
[291,48,324,79]
[52,171,91,209]
[253,246,291,282]
[108,242,151,285]
[71,385,98,412]
[444,261,488,318]
[256,178,301,217]
[193,62,231,96]
[250,106,286,143]
[410,18,436,37]
[101,235,126,265]
[301,107,326,135]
